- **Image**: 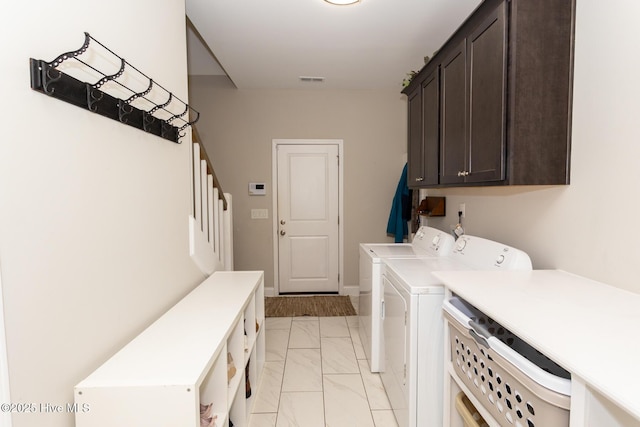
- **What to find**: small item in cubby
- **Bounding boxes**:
[244,321,249,352]
[200,415,217,427]
[245,359,252,399]
[200,403,212,418]
[199,403,217,427]
[227,352,237,382]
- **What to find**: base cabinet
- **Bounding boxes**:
[406,0,574,188]
[74,271,265,427]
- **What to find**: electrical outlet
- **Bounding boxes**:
[251,209,269,219]
[458,203,466,218]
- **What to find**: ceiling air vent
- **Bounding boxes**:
[299,76,325,83]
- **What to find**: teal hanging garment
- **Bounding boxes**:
[386,163,412,243]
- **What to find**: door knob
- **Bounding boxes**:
[280,230,286,236]
[280,220,286,225]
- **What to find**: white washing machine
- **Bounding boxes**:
[380,235,532,427]
[358,226,455,372]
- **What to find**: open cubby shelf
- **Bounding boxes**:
[74,271,265,427]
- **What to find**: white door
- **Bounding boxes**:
[276,144,339,293]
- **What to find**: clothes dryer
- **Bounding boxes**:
[380,235,532,427]
[358,226,454,372]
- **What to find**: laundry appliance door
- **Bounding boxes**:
[381,275,409,427]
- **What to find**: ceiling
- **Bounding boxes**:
[185,0,482,90]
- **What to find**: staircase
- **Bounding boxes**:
[189,126,233,274]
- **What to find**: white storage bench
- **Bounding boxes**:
[74,271,265,427]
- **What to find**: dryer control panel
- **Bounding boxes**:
[412,226,455,255]
[452,235,532,270]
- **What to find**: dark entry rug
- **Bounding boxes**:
[265,295,356,317]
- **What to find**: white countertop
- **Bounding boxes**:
[433,269,640,421]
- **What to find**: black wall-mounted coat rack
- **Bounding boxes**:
[30,32,199,143]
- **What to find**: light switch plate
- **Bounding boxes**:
[251,209,269,219]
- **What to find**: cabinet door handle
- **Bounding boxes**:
[415,177,424,182]
[457,171,463,177]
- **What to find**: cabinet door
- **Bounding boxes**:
[467,1,507,183]
[406,86,424,186]
[422,69,440,186]
[440,40,467,185]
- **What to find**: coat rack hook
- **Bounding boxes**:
[30,31,202,144]
[178,110,200,132]
[161,120,172,140]
[42,65,63,95]
[118,101,133,124]
[177,131,187,143]
[86,83,104,112]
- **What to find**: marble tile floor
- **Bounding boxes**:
[248,315,399,427]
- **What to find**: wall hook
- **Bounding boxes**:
[118,100,134,124]
[143,112,156,133]
[86,83,104,112]
[179,110,200,133]
[30,32,201,143]
[42,66,63,95]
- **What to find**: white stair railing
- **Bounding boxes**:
[189,127,233,274]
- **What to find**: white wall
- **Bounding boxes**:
[0,2,204,426]
[188,77,407,294]
[425,0,640,293]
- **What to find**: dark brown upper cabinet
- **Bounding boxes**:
[440,40,468,185]
[421,70,440,186]
[406,84,424,185]
[404,0,575,188]
[407,68,440,186]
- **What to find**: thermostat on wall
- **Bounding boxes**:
[249,182,266,196]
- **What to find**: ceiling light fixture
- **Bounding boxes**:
[324,0,360,5]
